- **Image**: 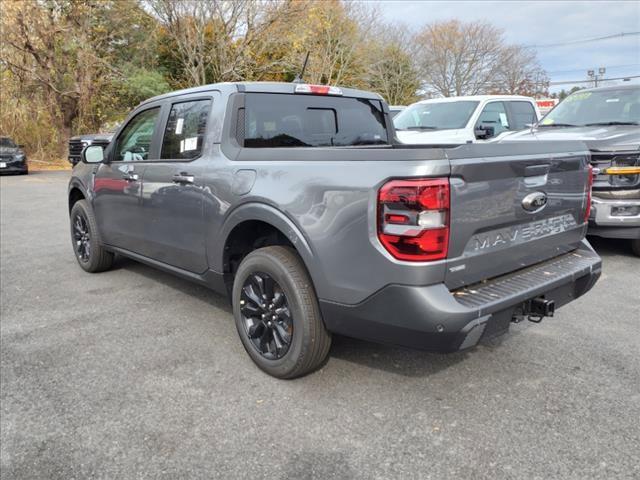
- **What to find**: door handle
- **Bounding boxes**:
[524,164,550,177]
[172,173,195,184]
[122,172,139,181]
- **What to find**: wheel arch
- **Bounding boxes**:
[68,181,88,213]
[215,203,322,295]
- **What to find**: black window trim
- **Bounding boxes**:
[220,92,404,162]
[154,96,214,163]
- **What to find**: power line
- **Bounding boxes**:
[526,31,640,48]
[547,63,640,75]
[549,75,640,86]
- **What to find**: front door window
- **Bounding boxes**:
[115,108,160,162]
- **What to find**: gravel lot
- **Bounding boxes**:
[1,171,639,479]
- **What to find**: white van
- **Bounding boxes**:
[394,95,541,144]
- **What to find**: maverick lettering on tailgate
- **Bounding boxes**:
[465,214,578,255]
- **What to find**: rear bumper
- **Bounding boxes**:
[320,239,601,352]
[588,196,640,239]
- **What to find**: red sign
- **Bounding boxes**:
[536,99,559,108]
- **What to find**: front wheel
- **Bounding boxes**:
[232,246,331,379]
[631,238,640,257]
[70,199,114,272]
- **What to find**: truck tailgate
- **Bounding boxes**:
[445,141,591,289]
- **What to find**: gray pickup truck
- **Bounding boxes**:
[503,84,640,255]
[68,82,601,378]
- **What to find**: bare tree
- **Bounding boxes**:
[364,25,420,105]
[414,20,506,97]
[147,0,298,86]
[274,0,374,86]
[495,45,549,96]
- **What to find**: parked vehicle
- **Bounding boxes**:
[0,136,28,175]
[68,133,113,165]
[394,95,541,144]
[388,105,406,118]
[502,84,640,255]
[68,82,600,378]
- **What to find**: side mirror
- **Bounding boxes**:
[474,125,495,140]
[83,145,105,164]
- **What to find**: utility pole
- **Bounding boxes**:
[587,67,607,87]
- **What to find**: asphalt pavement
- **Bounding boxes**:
[1,171,639,479]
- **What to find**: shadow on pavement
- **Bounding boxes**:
[587,235,637,259]
[329,334,471,377]
[108,254,470,377]
[111,255,232,313]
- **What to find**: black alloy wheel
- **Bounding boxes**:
[232,246,332,378]
[240,272,293,359]
[73,213,91,262]
[69,199,114,273]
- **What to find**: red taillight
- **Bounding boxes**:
[378,178,450,261]
[584,164,594,222]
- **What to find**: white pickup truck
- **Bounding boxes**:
[395,95,541,145]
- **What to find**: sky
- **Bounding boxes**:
[375,0,640,94]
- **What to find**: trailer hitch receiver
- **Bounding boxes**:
[526,297,555,323]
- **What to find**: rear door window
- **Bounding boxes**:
[507,101,537,130]
[242,94,388,147]
[161,99,211,160]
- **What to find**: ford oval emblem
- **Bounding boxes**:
[522,192,548,213]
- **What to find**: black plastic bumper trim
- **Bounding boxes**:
[319,241,601,353]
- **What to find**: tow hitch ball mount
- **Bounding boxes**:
[512,297,556,323]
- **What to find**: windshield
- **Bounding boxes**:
[540,88,640,127]
[393,101,479,130]
[0,137,17,148]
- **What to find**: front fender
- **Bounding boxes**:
[67,177,90,210]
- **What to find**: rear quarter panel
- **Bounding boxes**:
[205,148,451,305]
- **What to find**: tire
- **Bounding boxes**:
[232,246,331,379]
[70,199,114,272]
[631,238,640,257]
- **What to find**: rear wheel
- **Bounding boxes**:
[70,200,114,272]
[232,246,331,379]
[631,238,640,257]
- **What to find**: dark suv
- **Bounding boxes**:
[68,134,113,166]
[68,82,600,378]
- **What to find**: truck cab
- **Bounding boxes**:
[394,95,541,145]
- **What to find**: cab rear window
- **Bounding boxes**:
[241,93,388,147]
